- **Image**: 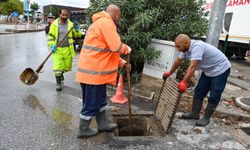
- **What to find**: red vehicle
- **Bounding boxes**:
[45,15,55,34]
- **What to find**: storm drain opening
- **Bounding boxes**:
[112,79,182,137]
[113,115,165,137]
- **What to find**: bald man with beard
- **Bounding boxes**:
[163,34,231,127]
[76,4,132,138]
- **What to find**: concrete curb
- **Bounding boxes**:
[0,32,14,35]
[235,97,250,112]
[227,77,250,91]
[215,107,250,121]
[107,85,155,101]
[5,29,45,33]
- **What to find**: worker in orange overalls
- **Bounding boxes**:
[75,4,132,138]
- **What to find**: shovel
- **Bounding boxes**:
[120,54,140,135]
[20,27,73,85]
[126,54,133,128]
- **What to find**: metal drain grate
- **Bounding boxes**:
[154,79,182,134]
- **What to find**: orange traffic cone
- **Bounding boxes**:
[110,74,128,104]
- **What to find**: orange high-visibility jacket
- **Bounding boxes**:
[75,11,130,85]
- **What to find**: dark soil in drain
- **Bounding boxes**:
[115,117,149,136]
[241,127,250,136]
[119,124,144,136]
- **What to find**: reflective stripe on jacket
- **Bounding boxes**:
[47,18,82,57]
[75,11,129,85]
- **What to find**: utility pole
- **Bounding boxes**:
[196,0,228,84]
[50,0,52,15]
[49,0,53,16]
[206,0,228,47]
[27,0,30,28]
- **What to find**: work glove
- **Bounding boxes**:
[51,44,57,53]
[162,72,172,80]
[123,62,131,72]
[178,80,187,93]
[73,23,80,32]
[120,59,131,71]
[127,46,132,54]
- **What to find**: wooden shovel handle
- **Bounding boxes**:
[126,54,133,127]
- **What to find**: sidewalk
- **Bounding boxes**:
[107,74,250,149]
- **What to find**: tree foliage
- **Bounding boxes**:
[30,2,39,13]
[87,0,208,82]
[0,0,23,15]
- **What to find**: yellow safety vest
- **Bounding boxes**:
[47,18,82,57]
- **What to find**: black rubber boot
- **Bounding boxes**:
[96,110,117,132]
[182,99,203,119]
[77,119,98,138]
[55,75,62,91]
[196,103,217,126]
[61,73,64,86]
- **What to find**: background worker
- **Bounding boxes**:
[75,4,132,138]
[47,8,82,91]
[163,34,231,126]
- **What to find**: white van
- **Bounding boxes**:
[205,0,250,60]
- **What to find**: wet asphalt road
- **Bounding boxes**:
[0,32,96,149]
[0,32,247,150]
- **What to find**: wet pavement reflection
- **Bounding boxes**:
[23,95,47,115]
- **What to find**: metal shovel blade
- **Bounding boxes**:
[19,68,38,85]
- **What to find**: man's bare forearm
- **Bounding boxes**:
[183,60,199,82]
[169,58,182,73]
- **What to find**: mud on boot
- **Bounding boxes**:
[77,118,98,138]
[96,110,117,132]
[196,103,217,126]
[182,99,203,119]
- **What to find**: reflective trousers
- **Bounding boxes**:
[52,47,73,75]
